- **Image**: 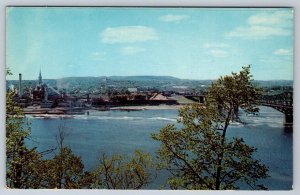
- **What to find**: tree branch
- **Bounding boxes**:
[163,141,213,189]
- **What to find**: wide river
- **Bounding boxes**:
[26,106,292,190]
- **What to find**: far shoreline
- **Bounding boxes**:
[110,104,185,110]
[24,104,188,118]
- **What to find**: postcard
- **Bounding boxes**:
[6,7,293,190]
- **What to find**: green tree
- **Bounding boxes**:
[6,81,85,189]
[6,69,43,188]
[6,69,153,189]
[207,65,262,121]
[40,147,85,189]
[152,66,268,190]
[39,120,85,189]
[90,150,154,189]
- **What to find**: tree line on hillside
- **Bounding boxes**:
[6,66,269,190]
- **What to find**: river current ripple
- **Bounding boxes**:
[26,106,292,190]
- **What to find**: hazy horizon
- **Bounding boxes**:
[6,74,294,82]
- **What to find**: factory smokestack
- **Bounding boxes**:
[18,73,22,97]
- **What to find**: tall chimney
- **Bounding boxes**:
[18,73,22,97]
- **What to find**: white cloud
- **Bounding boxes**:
[159,14,190,22]
[204,43,229,58]
[91,52,106,60]
[121,46,146,55]
[207,49,227,58]
[248,11,293,26]
[260,50,293,63]
[228,25,290,38]
[259,57,281,63]
[227,10,293,39]
[101,26,158,43]
[273,49,292,56]
[203,43,230,48]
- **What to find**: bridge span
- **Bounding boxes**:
[260,92,293,130]
[185,92,293,130]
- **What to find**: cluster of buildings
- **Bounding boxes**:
[12,70,85,112]
[92,92,178,107]
[12,71,205,115]
[13,71,52,108]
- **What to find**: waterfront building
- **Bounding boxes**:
[128,88,138,93]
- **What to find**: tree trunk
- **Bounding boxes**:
[215,107,232,190]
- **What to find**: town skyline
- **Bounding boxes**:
[6,7,293,80]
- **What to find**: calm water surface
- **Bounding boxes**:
[26,106,292,190]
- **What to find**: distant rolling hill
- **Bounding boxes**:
[7,76,293,92]
[108,75,181,81]
[253,80,293,87]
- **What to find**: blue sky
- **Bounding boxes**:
[6,7,293,80]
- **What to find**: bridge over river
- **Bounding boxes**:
[185,91,293,130]
[260,92,293,130]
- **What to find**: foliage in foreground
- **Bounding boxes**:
[6,66,269,189]
[88,150,155,189]
[6,69,153,189]
[6,87,42,188]
[6,87,85,188]
[152,66,269,190]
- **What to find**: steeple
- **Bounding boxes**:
[38,67,42,85]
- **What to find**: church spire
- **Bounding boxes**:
[38,67,42,85]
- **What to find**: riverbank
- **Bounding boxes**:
[111,105,184,111]
[24,104,187,118]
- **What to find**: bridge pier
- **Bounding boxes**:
[199,96,205,104]
[261,91,293,132]
[284,113,293,132]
